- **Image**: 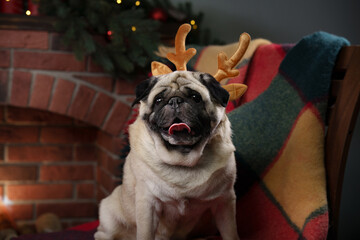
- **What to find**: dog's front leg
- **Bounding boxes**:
[135,184,158,240]
[212,191,240,240]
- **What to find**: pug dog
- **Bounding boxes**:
[94,71,239,240]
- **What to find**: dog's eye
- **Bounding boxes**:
[191,93,202,103]
[155,97,163,104]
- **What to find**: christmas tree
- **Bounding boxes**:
[39,0,217,78]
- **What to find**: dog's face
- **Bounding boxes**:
[132,71,229,167]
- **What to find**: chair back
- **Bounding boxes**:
[326,46,360,239]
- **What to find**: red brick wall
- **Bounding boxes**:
[0,106,99,226]
[0,29,140,227]
[0,29,138,135]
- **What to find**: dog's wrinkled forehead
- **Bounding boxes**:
[156,71,202,88]
[148,71,208,101]
[133,70,229,109]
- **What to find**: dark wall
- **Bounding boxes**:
[172,0,360,44]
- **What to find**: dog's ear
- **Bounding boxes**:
[132,77,158,107]
[200,73,229,107]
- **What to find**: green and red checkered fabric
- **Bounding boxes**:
[195,32,348,239]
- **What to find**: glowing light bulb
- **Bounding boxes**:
[6,0,11,2]
[116,0,122,3]
[135,1,140,6]
[26,10,31,16]
[3,196,12,206]
[131,26,137,32]
[107,30,113,36]
[190,20,196,25]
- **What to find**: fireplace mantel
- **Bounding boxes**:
[0,14,56,31]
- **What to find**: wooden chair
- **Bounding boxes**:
[326,45,360,239]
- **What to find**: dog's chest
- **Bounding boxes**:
[163,199,188,216]
[151,198,208,238]
[157,198,207,220]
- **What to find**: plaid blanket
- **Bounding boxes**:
[12,32,349,240]
[223,32,348,239]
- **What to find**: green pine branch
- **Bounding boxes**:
[39,0,160,77]
[39,0,219,78]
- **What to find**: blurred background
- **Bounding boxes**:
[171,0,360,44]
[0,0,359,238]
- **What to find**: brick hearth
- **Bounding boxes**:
[0,29,142,227]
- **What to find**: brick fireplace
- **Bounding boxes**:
[0,28,141,228]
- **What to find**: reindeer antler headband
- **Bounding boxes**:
[151,24,250,101]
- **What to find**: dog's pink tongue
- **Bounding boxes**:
[168,123,191,135]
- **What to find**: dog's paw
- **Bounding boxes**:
[94,231,112,240]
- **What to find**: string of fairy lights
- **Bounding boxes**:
[107,0,198,38]
[1,0,36,16]
[113,0,198,30]
[1,0,205,76]
[1,0,198,32]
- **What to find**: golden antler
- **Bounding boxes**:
[213,33,251,101]
[166,24,197,71]
[151,23,196,76]
[151,24,250,102]
[214,32,251,82]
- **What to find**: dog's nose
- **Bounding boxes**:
[168,96,184,109]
